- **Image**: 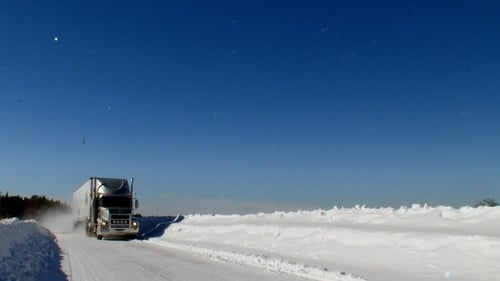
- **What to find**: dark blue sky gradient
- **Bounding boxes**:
[1,1,499,213]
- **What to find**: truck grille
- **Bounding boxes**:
[111,215,130,227]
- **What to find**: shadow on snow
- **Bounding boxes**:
[136,215,185,240]
[39,237,67,281]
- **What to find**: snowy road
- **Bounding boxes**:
[57,232,309,281]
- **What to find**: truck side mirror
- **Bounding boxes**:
[135,199,139,209]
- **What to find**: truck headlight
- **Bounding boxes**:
[132,221,138,228]
[101,221,107,226]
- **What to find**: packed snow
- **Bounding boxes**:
[1,205,499,281]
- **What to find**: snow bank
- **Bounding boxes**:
[151,205,500,281]
[0,218,66,281]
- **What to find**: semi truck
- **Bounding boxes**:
[73,177,139,240]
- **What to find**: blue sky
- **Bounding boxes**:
[1,1,499,214]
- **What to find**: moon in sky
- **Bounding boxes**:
[54,37,59,42]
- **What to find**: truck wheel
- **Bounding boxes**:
[86,223,92,237]
[97,235,103,240]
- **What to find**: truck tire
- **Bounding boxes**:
[97,235,103,240]
[86,222,92,237]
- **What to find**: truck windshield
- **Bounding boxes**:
[99,197,131,208]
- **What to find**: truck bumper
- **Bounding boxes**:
[97,221,139,238]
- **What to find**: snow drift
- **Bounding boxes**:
[0,218,66,281]
[150,205,500,281]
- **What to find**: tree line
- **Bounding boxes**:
[0,192,70,219]
[474,198,499,207]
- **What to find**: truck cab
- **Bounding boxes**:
[93,178,139,239]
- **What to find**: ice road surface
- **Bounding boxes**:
[1,205,499,281]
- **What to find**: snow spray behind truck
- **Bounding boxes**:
[73,177,139,240]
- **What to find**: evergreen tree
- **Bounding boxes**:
[0,193,70,219]
[474,198,499,207]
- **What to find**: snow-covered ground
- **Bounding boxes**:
[0,218,66,281]
[1,205,499,281]
[148,205,500,281]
